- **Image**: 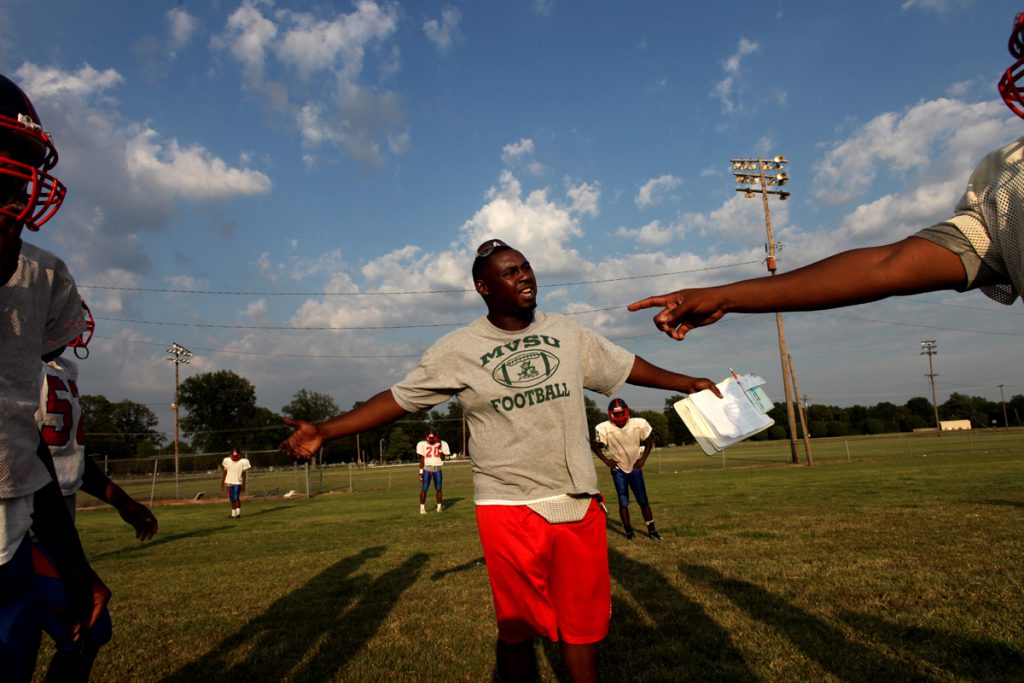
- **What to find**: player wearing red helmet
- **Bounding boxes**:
[631,11,1024,339]
[417,428,450,514]
[0,73,107,682]
[0,74,66,234]
[592,399,661,541]
[221,448,252,518]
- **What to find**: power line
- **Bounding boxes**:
[76,260,762,297]
[813,311,1024,337]
[95,304,624,331]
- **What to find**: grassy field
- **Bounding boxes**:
[36,431,1024,681]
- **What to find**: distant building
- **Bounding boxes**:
[939,420,972,431]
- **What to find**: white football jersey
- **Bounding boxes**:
[36,356,86,496]
[416,440,450,467]
[594,417,653,473]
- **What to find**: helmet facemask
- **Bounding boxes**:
[999,13,1024,119]
[68,301,94,359]
[609,406,630,428]
[0,80,66,230]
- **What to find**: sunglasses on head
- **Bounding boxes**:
[475,239,508,259]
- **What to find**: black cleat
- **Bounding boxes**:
[625,529,636,541]
[648,529,662,541]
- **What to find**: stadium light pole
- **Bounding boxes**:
[920,340,941,437]
[167,342,193,500]
[732,155,804,464]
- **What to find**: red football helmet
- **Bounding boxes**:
[230,448,242,461]
[0,74,66,230]
[608,398,630,428]
[68,301,94,359]
[999,13,1024,119]
[426,428,440,445]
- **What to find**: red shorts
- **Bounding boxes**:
[475,499,610,645]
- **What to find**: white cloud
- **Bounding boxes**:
[15,62,122,99]
[423,5,462,53]
[812,98,1016,204]
[501,137,544,175]
[167,7,200,53]
[244,298,268,321]
[14,62,272,282]
[460,170,587,276]
[211,0,405,168]
[711,37,760,115]
[635,174,682,208]
[532,0,554,16]
[388,129,412,155]
[901,0,972,13]
[125,129,272,200]
[566,179,600,217]
[165,275,201,290]
[616,219,677,246]
[214,0,278,83]
[946,79,977,98]
[256,249,348,285]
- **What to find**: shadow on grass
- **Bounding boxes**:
[90,524,233,561]
[583,550,757,681]
[605,518,632,539]
[91,505,297,561]
[972,498,1024,509]
[839,610,1024,680]
[440,496,465,511]
[160,545,429,682]
[678,563,920,680]
[430,555,485,581]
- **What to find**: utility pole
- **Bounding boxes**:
[166,342,193,499]
[788,354,813,466]
[732,155,803,464]
[920,340,940,437]
[999,383,1010,429]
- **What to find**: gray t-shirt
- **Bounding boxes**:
[391,312,634,504]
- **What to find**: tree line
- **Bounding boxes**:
[81,369,1024,468]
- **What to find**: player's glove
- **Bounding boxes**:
[419,468,424,482]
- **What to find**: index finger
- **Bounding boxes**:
[627,295,670,312]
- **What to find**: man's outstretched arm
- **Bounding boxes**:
[628,237,967,340]
[279,389,409,460]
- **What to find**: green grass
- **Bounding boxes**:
[36,431,1024,681]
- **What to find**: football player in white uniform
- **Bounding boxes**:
[417,428,450,514]
[221,448,252,518]
[592,399,661,541]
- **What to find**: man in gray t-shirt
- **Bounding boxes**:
[279,239,719,682]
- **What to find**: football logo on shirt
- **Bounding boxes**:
[491,349,560,389]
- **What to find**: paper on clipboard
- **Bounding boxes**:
[673,373,774,455]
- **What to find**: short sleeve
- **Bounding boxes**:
[42,257,84,354]
[579,327,634,396]
[391,342,462,413]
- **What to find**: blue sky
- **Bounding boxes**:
[5,0,1024,441]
